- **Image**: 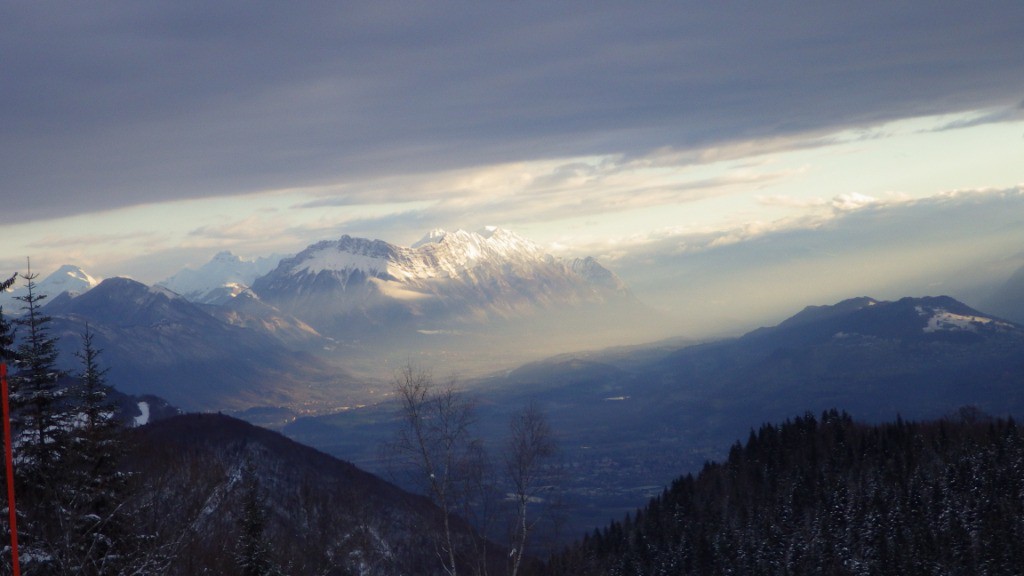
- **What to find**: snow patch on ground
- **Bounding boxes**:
[134,401,150,426]
[917,306,1007,333]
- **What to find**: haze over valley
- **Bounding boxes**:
[2,2,1024,574]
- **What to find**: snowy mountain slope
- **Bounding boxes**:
[198,288,328,350]
[159,251,283,304]
[251,227,639,339]
[0,264,100,312]
[45,277,357,411]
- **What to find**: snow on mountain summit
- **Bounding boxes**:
[288,228,550,283]
[40,264,100,295]
[159,251,283,303]
[411,228,450,248]
[0,264,100,311]
[251,228,636,337]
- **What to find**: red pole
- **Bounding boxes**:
[1,364,20,576]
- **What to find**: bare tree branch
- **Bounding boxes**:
[505,402,558,576]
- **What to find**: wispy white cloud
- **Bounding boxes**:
[599,187,1024,334]
[26,230,157,250]
[927,102,1024,132]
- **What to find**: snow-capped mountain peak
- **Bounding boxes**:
[0,264,100,311]
[251,228,638,338]
[210,250,244,265]
[412,228,450,248]
[285,228,550,283]
[39,264,100,296]
[159,251,284,304]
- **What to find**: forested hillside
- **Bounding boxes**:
[545,410,1024,576]
[126,413,500,576]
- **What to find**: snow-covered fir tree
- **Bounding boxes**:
[8,265,73,573]
[57,324,130,575]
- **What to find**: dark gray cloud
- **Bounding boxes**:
[3,1,1023,223]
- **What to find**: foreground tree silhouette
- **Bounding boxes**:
[9,263,72,573]
[387,365,562,576]
[3,268,138,574]
[389,365,483,576]
[505,402,558,576]
[235,460,283,576]
[58,324,130,575]
[0,273,16,361]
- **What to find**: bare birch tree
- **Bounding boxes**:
[504,402,558,576]
[388,365,484,576]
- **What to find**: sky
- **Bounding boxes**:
[2,2,1024,336]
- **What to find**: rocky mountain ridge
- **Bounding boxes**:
[251,227,636,338]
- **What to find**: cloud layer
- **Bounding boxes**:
[609,187,1024,335]
[3,2,1023,224]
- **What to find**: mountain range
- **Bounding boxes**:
[2,230,1020,423]
[158,251,283,304]
[0,263,100,311]
[2,228,1024,546]
[1,227,651,412]
[45,277,355,412]
[251,227,639,338]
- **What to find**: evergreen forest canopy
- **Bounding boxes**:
[0,268,148,574]
[544,409,1024,576]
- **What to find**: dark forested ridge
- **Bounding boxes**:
[125,413,503,576]
[544,410,1024,576]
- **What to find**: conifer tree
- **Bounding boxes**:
[0,272,17,361]
[235,461,281,576]
[0,310,14,365]
[9,263,71,573]
[11,264,69,476]
[60,324,129,575]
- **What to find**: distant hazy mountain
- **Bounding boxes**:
[980,262,1024,324]
[198,288,329,351]
[0,264,100,312]
[251,227,640,340]
[46,277,357,411]
[159,250,283,304]
[740,295,1018,348]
